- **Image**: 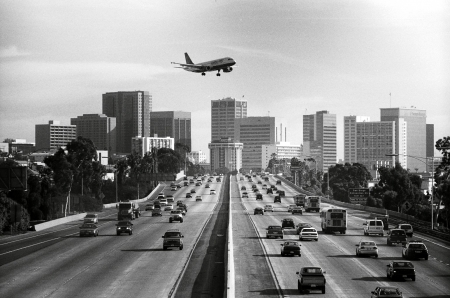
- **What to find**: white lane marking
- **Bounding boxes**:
[0,238,61,256]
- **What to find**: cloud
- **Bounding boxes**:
[0,46,30,58]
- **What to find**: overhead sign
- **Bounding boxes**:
[0,167,28,191]
[142,173,176,182]
[290,166,302,171]
[402,201,412,212]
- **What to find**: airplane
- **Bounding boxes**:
[171,53,236,76]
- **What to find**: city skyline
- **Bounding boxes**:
[1,1,448,161]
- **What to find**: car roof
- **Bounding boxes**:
[282,218,293,221]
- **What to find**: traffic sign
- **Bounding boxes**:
[350,197,367,204]
[402,201,412,212]
[349,188,370,198]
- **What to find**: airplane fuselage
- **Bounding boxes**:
[187,57,236,73]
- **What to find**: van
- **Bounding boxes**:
[363,219,384,236]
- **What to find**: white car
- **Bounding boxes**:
[145,203,154,211]
[287,204,297,212]
[210,189,216,194]
[166,195,174,202]
[83,213,98,224]
[355,240,378,258]
[171,186,177,191]
[299,228,318,241]
[264,205,274,212]
[164,204,174,211]
[196,196,202,201]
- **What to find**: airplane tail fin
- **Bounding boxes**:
[184,53,194,65]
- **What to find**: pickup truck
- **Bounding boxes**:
[296,267,326,294]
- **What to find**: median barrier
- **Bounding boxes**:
[34,213,87,232]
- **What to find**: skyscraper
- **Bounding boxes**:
[303,111,337,173]
[344,116,370,164]
[35,120,77,151]
[71,114,116,154]
[235,117,275,171]
[380,108,426,172]
[150,111,191,150]
[211,97,247,141]
[102,91,151,154]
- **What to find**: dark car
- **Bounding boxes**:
[190,189,196,193]
[386,261,415,281]
[280,241,301,256]
[296,223,312,234]
[116,221,133,235]
[266,225,284,239]
[241,186,246,190]
[162,229,184,250]
[371,287,403,298]
[254,207,264,215]
[242,192,249,198]
[396,223,413,237]
[274,195,281,203]
[256,193,263,200]
[79,223,99,237]
[277,190,285,197]
[186,193,192,198]
[267,188,273,194]
[276,180,282,185]
[402,240,429,260]
[282,218,295,229]
[387,229,407,246]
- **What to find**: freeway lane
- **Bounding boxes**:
[235,174,450,298]
[0,177,223,298]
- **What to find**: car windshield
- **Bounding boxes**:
[117,221,130,226]
[298,223,310,227]
[283,219,293,222]
[303,268,321,274]
[409,243,425,249]
[393,262,414,268]
[165,232,182,238]
[361,242,376,246]
[81,224,96,228]
[391,230,405,235]
[86,214,96,218]
[284,242,298,246]
[379,288,401,295]
[268,226,282,230]
[303,228,316,232]
[400,225,412,229]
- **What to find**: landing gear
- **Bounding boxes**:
[201,72,205,76]
[216,70,221,76]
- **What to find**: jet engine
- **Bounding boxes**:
[205,66,211,71]
[223,67,233,73]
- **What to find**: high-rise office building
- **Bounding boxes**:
[380,108,427,172]
[262,142,302,170]
[208,138,243,172]
[71,114,116,154]
[35,120,77,151]
[187,150,207,164]
[150,111,191,150]
[102,91,151,154]
[211,97,247,141]
[303,111,337,173]
[344,116,370,164]
[235,117,275,171]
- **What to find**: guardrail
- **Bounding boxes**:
[276,175,450,242]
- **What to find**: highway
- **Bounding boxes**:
[0,177,223,298]
[233,174,450,298]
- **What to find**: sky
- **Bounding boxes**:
[1,0,449,161]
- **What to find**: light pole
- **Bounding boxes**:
[386,153,436,230]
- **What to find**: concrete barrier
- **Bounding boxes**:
[226,175,235,298]
[34,213,87,232]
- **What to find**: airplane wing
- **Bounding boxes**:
[171,62,205,69]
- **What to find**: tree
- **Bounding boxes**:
[157,148,181,173]
[327,163,372,202]
[434,137,450,228]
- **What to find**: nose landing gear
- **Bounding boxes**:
[201,72,206,76]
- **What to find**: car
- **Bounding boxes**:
[276,180,282,185]
[386,261,415,281]
[162,229,184,250]
[196,196,202,201]
[272,186,278,191]
[280,241,301,256]
[292,207,303,215]
[210,189,216,195]
[252,188,259,193]
[176,200,184,206]
[387,229,407,246]
[207,178,213,182]
[164,204,174,211]
[370,287,403,298]
[257,181,262,184]
[363,219,384,236]
[256,193,263,200]
[262,184,267,189]
[186,193,192,198]
[116,221,133,235]
[152,208,162,216]
[278,190,285,197]
[242,192,249,198]
[184,181,189,186]
[299,228,318,241]
[216,178,221,182]
[176,207,186,216]
[287,204,297,212]
[296,267,326,294]
[264,205,274,212]
[166,195,174,202]
[79,223,99,237]
[171,186,177,191]
[402,240,429,260]
[195,182,201,186]
[274,196,281,203]
[241,186,246,190]
[254,207,264,215]
[396,223,414,237]
[296,223,312,234]
[178,204,188,213]
[191,189,197,193]
[176,184,182,189]
[355,240,378,258]
[281,218,295,229]
[248,178,253,182]
[83,213,99,224]
[169,210,184,223]
[159,198,168,206]
[205,184,210,188]
[252,184,257,189]
[145,203,154,211]
[266,188,273,194]
[266,225,284,239]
